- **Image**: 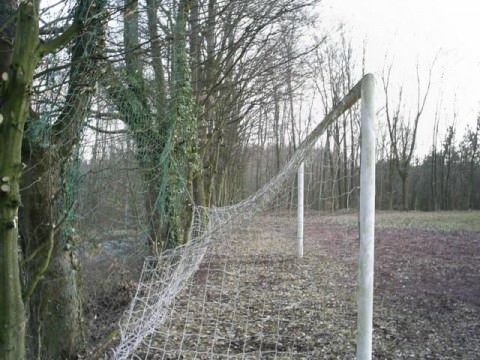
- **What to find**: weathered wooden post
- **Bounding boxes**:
[356,73,376,360]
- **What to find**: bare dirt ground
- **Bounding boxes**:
[83,211,480,359]
[305,212,480,359]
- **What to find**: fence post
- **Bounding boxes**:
[357,73,376,360]
[297,161,304,258]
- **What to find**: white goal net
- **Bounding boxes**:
[108,75,374,360]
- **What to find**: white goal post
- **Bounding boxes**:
[357,74,376,360]
[297,161,304,258]
[296,74,376,359]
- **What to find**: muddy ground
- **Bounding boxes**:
[83,211,480,359]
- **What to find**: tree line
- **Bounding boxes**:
[0,0,320,358]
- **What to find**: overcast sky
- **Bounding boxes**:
[319,0,480,153]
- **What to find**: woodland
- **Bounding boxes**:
[0,0,479,359]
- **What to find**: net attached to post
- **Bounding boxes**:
[98,78,364,359]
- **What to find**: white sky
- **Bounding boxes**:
[319,0,480,154]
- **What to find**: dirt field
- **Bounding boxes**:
[83,211,480,359]
[305,211,480,359]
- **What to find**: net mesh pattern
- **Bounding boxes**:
[108,81,362,359]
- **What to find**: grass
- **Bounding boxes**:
[315,210,480,233]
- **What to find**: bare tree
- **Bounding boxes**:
[440,124,456,209]
[467,117,480,209]
[311,33,360,210]
[430,98,441,210]
[382,60,435,210]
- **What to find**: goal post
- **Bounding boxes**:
[356,73,376,360]
[297,161,304,258]
[294,73,376,358]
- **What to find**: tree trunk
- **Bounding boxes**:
[144,180,164,253]
[0,0,25,349]
[20,0,106,355]
[20,150,85,358]
[273,84,281,174]
[468,121,478,209]
[431,150,438,210]
[430,110,439,210]
[399,170,408,210]
[342,114,348,208]
[388,155,395,210]
[0,156,26,360]
[25,236,84,359]
[0,0,41,358]
[146,0,167,123]
[445,154,452,210]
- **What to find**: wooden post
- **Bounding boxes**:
[356,73,376,360]
[297,162,304,258]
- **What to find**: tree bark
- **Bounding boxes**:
[19,0,106,356]
[468,119,479,209]
[399,170,408,210]
[20,147,85,359]
[0,0,40,358]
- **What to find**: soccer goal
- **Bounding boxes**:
[109,74,376,360]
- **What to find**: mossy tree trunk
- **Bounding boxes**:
[103,0,198,251]
[0,1,40,358]
[19,0,106,357]
[0,0,103,358]
[20,148,85,359]
[164,0,198,246]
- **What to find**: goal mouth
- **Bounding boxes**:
[109,75,376,359]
